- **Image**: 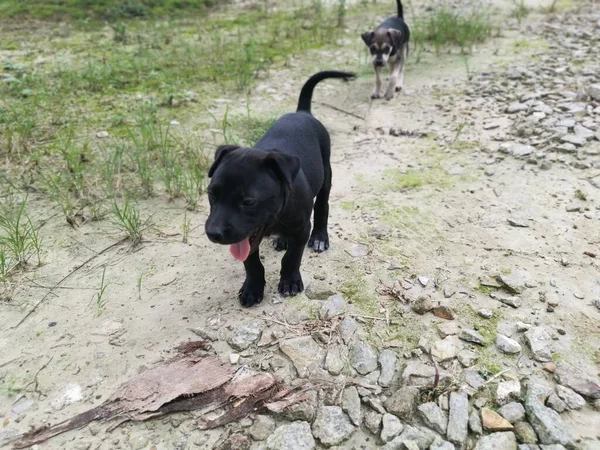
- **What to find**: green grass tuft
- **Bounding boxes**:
[412,6,493,54]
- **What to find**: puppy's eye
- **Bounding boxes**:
[241,199,256,207]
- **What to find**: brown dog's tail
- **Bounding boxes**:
[296,71,356,114]
[396,0,403,17]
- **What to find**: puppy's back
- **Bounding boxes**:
[255,112,327,196]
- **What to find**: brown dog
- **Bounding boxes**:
[361,0,410,100]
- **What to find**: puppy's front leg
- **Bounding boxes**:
[278,225,310,297]
[385,59,402,101]
[395,44,408,92]
[239,250,266,307]
[371,66,383,99]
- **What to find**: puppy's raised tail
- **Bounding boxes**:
[296,71,356,114]
[396,0,404,17]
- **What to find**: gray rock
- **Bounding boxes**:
[279,391,317,422]
[304,282,336,300]
[279,336,324,378]
[459,329,486,346]
[512,144,535,157]
[554,361,600,399]
[546,393,567,413]
[338,317,358,344]
[228,320,264,351]
[525,386,574,448]
[539,445,567,450]
[474,432,518,450]
[499,402,526,423]
[382,426,437,450]
[319,294,347,320]
[364,410,383,435]
[555,385,585,410]
[264,421,315,450]
[465,369,487,390]
[365,396,387,414]
[11,398,37,415]
[497,271,536,293]
[587,84,600,101]
[350,341,378,375]
[496,335,523,354]
[381,413,404,443]
[497,380,522,406]
[417,402,448,434]
[524,327,553,362]
[341,386,362,426]
[250,415,277,441]
[574,125,594,139]
[495,295,522,308]
[311,406,355,447]
[515,421,539,444]
[447,391,469,446]
[379,349,397,388]
[430,439,456,450]
[437,322,461,338]
[346,244,368,257]
[325,344,347,376]
[402,361,450,388]
[469,410,483,435]
[412,295,434,315]
[129,433,150,450]
[431,336,463,362]
[478,308,494,318]
[519,446,541,450]
[457,349,478,367]
[507,103,529,113]
[560,134,587,146]
[560,103,586,114]
[384,386,420,420]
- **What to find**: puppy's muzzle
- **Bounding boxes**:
[205,222,232,244]
[374,60,385,67]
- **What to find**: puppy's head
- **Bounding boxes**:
[361,29,402,67]
[205,144,300,261]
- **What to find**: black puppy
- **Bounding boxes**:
[205,71,355,307]
[361,0,410,100]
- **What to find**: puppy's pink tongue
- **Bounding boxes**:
[230,238,251,261]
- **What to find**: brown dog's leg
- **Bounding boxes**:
[371,66,383,99]
[385,57,402,100]
[395,44,408,92]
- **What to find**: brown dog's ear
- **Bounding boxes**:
[387,29,402,49]
[208,144,240,177]
[264,151,301,191]
[361,31,374,46]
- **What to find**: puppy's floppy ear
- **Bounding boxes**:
[387,29,402,49]
[264,151,301,191]
[361,31,374,46]
[208,144,240,177]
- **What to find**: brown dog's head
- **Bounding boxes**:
[361,29,402,67]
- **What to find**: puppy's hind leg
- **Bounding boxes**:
[395,44,408,92]
[279,224,310,297]
[273,236,288,251]
[371,66,383,99]
[239,250,266,307]
[308,163,331,252]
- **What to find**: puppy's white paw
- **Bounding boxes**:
[371,92,381,100]
[384,92,394,101]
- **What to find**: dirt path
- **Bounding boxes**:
[1,0,600,449]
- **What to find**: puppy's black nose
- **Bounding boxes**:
[206,223,227,244]
[375,61,384,67]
